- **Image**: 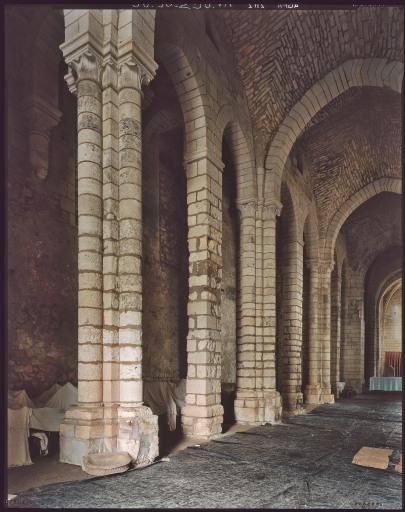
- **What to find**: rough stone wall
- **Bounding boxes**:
[7,7,77,396]
[141,62,189,383]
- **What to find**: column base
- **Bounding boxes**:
[282,392,304,415]
[304,384,322,405]
[234,393,265,425]
[59,404,159,468]
[182,404,224,438]
[263,390,283,424]
[320,388,335,404]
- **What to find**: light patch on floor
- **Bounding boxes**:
[352,446,393,470]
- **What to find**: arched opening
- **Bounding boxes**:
[142,64,189,456]
[378,279,402,377]
[364,247,401,386]
[335,192,401,392]
[220,126,240,432]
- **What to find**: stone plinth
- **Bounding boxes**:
[60,404,158,467]
[304,384,322,405]
[263,390,282,424]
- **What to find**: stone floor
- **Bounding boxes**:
[8,392,402,509]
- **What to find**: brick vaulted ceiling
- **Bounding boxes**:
[293,86,401,236]
[220,6,403,153]
[341,192,402,272]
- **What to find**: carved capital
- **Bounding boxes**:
[263,199,283,220]
[118,59,152,92]
[64,49,103,94]
[102,60,118,90]
[237,200,257,219]
[22,96,62,180]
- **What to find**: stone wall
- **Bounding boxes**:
[142,127,188,381]
[7,7,77,396]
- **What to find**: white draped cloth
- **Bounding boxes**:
[143,379,186,431]
[8,407,33,467]
[7,382,78,467]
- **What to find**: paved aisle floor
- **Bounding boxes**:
[9,393,402,509]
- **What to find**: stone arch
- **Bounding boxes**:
[155,41,210,168]
[279,180,299,244]
[323,177,402,263]
[302,206,320,263]
[215,105,256,203]
[264,58,404,203]
[377,276,402,376]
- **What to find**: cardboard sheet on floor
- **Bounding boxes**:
[352,446,393,470]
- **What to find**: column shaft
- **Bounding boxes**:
[77,76,103,405]
[281,240,304,411]
[319,261,335,403]
[182,155,224,437]
[117,63,143,407]
[102,63,120,407]
[261,203,282,422]
[304,262,322,404]
[234,201,260,423]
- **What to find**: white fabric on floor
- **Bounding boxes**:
[30,382,78,432]
[8,382,78,466]
[8,406,33,467]
[31,432,49,456]
[143,380,186,431]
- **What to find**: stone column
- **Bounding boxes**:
[115,58,158,464]
[234,201,261,424]
[101,59,120,420]
[181,153,224,438]
[261,200,283,422]
[281,239,304,413]
[304,259,322,404]
[340,267,365,393]
[319,258,335,404]
[330,265,342,396]
[60,50,106,463]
